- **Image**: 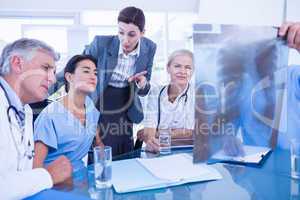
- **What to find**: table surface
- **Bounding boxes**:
[26,148,300,200]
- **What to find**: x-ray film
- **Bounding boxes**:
[192,24,289,162]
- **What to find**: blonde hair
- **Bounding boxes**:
[167,49,194,67]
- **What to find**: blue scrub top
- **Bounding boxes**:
[287,67,300,140]
[34,96,100,172]
[223,70,273,147]
[238,73,273,147]
[277,66,300,149]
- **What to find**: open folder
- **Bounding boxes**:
[111,153,222,193]
[210,145,272,165]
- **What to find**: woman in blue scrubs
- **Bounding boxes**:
[33,55,103,172]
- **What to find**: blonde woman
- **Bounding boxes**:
[142,49,195,153]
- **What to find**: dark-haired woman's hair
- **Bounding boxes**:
[64,55,97,92]
[117,6,145,32]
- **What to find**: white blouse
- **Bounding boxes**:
[143,83,195,130]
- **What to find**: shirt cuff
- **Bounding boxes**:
[35,168,53,189]
[135,80,147,90]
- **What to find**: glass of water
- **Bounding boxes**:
[159,128,171,155]
[87,169,100,199]
[290,179,300,200]
[291,140,300,179]
[93,146,112,188]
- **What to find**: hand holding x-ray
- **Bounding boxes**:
[279,22,300,52]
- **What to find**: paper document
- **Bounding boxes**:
[111,153,222,193]
[137,154,218,181]
[141,145,193,151]
[211,145,271,164]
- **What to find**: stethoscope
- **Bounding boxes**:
[156,84,189,131]
[0,82,35,171]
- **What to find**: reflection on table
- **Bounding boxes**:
[26,148,300,200]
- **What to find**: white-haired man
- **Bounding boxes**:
[0,38,72,200]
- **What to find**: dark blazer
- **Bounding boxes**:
[48,35,156,123]
[84,35,156,123]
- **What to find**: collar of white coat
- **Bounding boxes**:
[162,83,190,103]
[0,77,25,112]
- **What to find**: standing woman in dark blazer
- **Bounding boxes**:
[84,6,157,156]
